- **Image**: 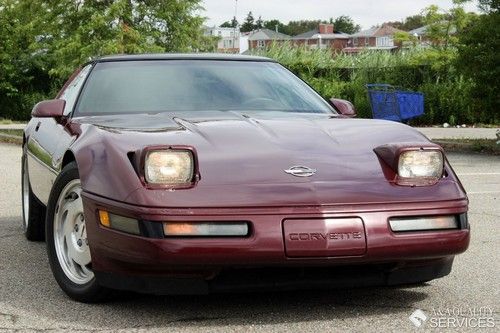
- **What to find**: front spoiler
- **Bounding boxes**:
[95,257,454,295]
[82,192,469,275]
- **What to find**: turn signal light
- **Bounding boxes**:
[98,210,140,235]
[99,210,110,227]
[163,222,249,237]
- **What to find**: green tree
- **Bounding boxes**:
[456,0,500,122]
[455,0,499,11]
[421,4,475,48]
[240,11,255,32]
[255,15,264,29]
[45,0,214,78]
[264,19,286,33]
[394,31,418,46]
[478,0,500,11]
[283,20,321,35]
[383,15,425,31]
[330,15,361,34]
[220,16,238,28]
[401,15,425,31]
[0,0,215,120]
[0,0,53,120]
[382,21,404,30]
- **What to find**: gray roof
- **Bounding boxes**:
[409,26,427,36]
[409,23,457,36]
[350,27,378,38]
[94,53,274,63]
[293,29,318,39]
[248,29,291,41]
[350,25,404,38]
[293,29,349,40]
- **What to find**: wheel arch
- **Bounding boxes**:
[62,150,77,170]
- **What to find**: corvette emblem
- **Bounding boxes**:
[284,166,317,177]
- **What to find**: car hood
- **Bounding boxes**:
[73,111,466,207]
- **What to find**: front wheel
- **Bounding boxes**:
[46,162,110,302]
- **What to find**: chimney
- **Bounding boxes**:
[319,23,334,34]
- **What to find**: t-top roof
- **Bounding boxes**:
[94,53,274,63]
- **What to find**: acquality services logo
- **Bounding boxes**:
[409,307,496,329]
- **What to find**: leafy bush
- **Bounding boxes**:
[256,43,496,125]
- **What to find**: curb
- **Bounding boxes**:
[1,134,498,155]
[433,140,499,156]
[0,133,23,145]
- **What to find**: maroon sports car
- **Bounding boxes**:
[22,54,470,302]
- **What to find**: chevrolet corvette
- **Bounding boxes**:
[22,54,470,302]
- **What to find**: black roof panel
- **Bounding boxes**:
[95,53,274,63]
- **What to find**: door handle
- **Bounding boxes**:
[35,122,41,131]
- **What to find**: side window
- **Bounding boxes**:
[59,64,92,116]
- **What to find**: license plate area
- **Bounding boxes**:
[283,218,367,257]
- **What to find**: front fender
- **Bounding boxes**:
[70,125,143,202]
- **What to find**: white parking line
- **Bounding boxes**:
[468,191,500,194]
[457,173,500,176]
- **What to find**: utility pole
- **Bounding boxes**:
[233,0,238,53]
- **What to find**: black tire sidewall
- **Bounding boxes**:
[21,151,28,233]
[46,161,105,302]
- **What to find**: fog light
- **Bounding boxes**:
[163,222,249,237]
[389,216,458,232]
[99,210,140,235]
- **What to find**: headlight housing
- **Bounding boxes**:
[398,150,444,178]
[374,143,445,186]
[145,149,194,185]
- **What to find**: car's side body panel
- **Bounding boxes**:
[26,118,64,204]
[25,66,89,205]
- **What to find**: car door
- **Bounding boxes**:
[27,65,92,205]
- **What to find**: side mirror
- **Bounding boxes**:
[31,99,66,118]
[330,98,357,118]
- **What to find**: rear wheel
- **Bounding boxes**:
[46,162,110,302]
[22,149,46,241]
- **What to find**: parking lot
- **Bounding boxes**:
[0,142,498,332]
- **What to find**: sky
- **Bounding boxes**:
[202,0,479,29]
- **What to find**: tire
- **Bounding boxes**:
[22,148,46,241]
[46,161,111,303]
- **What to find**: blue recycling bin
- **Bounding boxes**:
[366,84,424,122]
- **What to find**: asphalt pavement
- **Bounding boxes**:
[0,142,499,332]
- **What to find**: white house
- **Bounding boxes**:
[204,26,240,53]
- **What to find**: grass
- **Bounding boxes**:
[433,139,500,155]
[0,118,26,125]
[0,129,23,145]
[0,129,23,136]
[472,123,500,128]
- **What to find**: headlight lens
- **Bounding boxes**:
[145,150,194,184]
[398,150,443,178]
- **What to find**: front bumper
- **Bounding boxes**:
[82,192,469,292]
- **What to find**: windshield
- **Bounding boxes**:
[75,60,335,115]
